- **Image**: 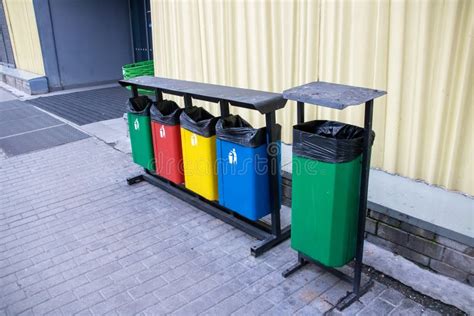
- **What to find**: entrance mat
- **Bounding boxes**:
[0,124,89,158]
[0,101,63,138]
[27,87,130,125]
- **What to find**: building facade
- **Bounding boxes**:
[150,0,473,197]
[0,0,152,94]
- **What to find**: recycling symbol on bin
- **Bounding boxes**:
[159,125,166,138]
[228,148,237,165]
[191,133,198,146]
[134,118,140,131]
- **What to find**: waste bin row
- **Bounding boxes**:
[127,95,279,222]
[127,94,371,268]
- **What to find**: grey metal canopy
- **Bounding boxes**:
[119,76,287,114]
[283,81,386,110]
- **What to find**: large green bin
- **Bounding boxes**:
[122,60,155,95]
[291,120,372,267]
[127,96,155,171]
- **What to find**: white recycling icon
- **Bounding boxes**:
[159,125,166,138]
[191,133,198,146]
[134,118,140,130]
[228,148,237,165]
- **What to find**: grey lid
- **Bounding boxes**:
[283,81,386,110]
[119,76,287,114]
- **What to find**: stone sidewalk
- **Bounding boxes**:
[0,135,444,316]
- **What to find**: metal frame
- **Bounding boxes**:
[282,252,373,310]
[282,98,376,310]
[124,80,290,257]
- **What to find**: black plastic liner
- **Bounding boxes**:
[179,106,220,137]
[293,120,375,163]
[150,100,182,126]
[127,96,152,116]
[216,115,281,148]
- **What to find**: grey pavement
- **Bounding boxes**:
[80,117,131,155]
[0,86,16,102]
[0,139,444,316]
[0,88,446,315]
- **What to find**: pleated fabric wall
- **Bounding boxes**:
[150,0,473,196]
[2,0,44,75]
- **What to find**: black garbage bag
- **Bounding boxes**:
[150,100,182,125]
[293,120,375,163]
[179,106,220,137]
[216,115,281,148]
[127,96,152,115]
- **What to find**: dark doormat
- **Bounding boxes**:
[27,87,130,125]
[0,100,63,138]
[0,100,89,158]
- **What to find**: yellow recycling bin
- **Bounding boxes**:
[180,107,219,201]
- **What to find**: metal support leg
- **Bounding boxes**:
[131,85,139,98]
[155,89,163,102]
[127,174,144,185]
[250,226,291,257]
[283,252,353,282]
[220,101,230,117]
[184,94,192,108]
[283,252,373,310]
[282,253,308,277]
[353,100,374,295]
[249,111,291,257]
[335,280,373,310]
[265,111,281,236]
[297,101,304,124]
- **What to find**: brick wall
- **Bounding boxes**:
[281,173,474,286]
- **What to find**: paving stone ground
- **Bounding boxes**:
[0,135,443,315]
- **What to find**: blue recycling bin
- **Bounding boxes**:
[216,115,281,221]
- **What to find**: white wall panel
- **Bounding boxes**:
[151,0,473,195]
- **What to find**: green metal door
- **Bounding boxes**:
[128,113,155,171]
[291,154,361,267]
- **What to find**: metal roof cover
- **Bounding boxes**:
[283,81,386,110]
[119,76,287,114]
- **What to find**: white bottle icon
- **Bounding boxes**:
[191,133,198,146]
[228,148,237,165]
[159,125,166,138]
[134,118,140,130]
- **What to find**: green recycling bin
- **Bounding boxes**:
[291,120,373,267]
[122,60,155,95]
[127,96,155,171]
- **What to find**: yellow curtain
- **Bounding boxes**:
[3,0,45,75]
[151,0,473,196]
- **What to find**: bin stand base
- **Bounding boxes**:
[127,174,145,185]
[282,252,373,311]
[127,171,290,257]
[250,226,291,257]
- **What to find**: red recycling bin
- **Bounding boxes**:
[150,100,184,184]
